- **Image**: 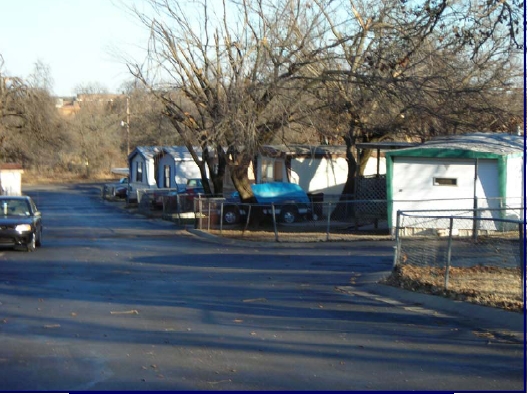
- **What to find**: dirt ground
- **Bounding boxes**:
[382,264,524,313]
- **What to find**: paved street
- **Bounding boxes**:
[0,183,524,391]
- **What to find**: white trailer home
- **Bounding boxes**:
[256,145,351,196]
[128,146,206,194]
[385,133,525,233]
[128,146,161,192]
[154,146,203,190]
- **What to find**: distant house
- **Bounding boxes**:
[385,132,525,231]
[0,163,24,196]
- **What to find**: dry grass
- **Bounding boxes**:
[23,170,118,185]
[382,264,524,313]
[207,228,391,243]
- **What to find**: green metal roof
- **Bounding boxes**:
[385,133,524,159]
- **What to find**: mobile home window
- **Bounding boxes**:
[136,162,143,182]
[433,177,457,186]
[273,161,283,181]
[261,160,284,182]
[164,165,170,188]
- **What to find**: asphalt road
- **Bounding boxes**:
[0,183,524,391]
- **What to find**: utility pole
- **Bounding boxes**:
[126,96,130,155]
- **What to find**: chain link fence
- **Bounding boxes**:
[192,196,389,242]
[392,208,524,309]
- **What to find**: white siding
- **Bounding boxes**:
[129,156,156,191]
[174,161,202,189]
[391,157,501,228]
[506,156,524,205]
[393,157,476,207]
[290,156,348,195]
[0,171,22,195]
[474,159,500,209]
[363,157,386,176]
[505,156,524,221]
[157,155,176,188]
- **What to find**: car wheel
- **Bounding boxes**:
[26,233,36,252]
[280,206,298,224]
[35,227,42,247]
[223,207,240,225]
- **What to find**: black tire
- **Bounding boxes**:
[223,207,240,225]
[26,233,36,252]
[35,227,42,247]
[279,206,298,224]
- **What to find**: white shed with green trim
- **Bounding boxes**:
[385,133,525,231]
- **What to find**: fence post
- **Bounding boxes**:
[196,195,202,229]
[207,198,211,231]
[444,217,454,290]
[472,199,479,241]
[219,202,224,235]
[244,204,252,232]
[326,202,332,242]
[392,210,402,269]
[519,222,525,302]
[272,204,279,242]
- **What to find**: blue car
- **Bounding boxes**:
[222,182,311,225]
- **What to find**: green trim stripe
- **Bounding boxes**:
[386,155,394,229]
[385,148,522,160]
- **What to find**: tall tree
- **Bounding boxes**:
[127,0,326,200]
[0,57,68,170]
[311,0,523,195]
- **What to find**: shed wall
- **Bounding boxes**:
[390,157,500,228]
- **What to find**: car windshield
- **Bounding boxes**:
[0,199,30,216]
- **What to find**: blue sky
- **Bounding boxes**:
[0,0,149,96]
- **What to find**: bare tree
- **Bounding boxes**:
[311,0,523,195]
[74,82,109,95]
[0,57,69,170]
[127,0,326,200]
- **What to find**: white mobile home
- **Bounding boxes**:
[154,146,203,190]
[128,146,161,190]
[128,146,204,196]
[385,133,525,231]
[256,145,351,196]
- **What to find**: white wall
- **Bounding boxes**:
[505,156,524,221]
[0,171,22,195]
[290,156,348,195]
[391,157,500,228]
[363,157,386,176]
[506,156,524,205]
[174,161,203,190]
[130,156,156,188]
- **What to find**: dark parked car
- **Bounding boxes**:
[0,195,42,252]
[114,177,128,199]
[184,178,206,195]
[222,182,312,225]
[152,178,209,210]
